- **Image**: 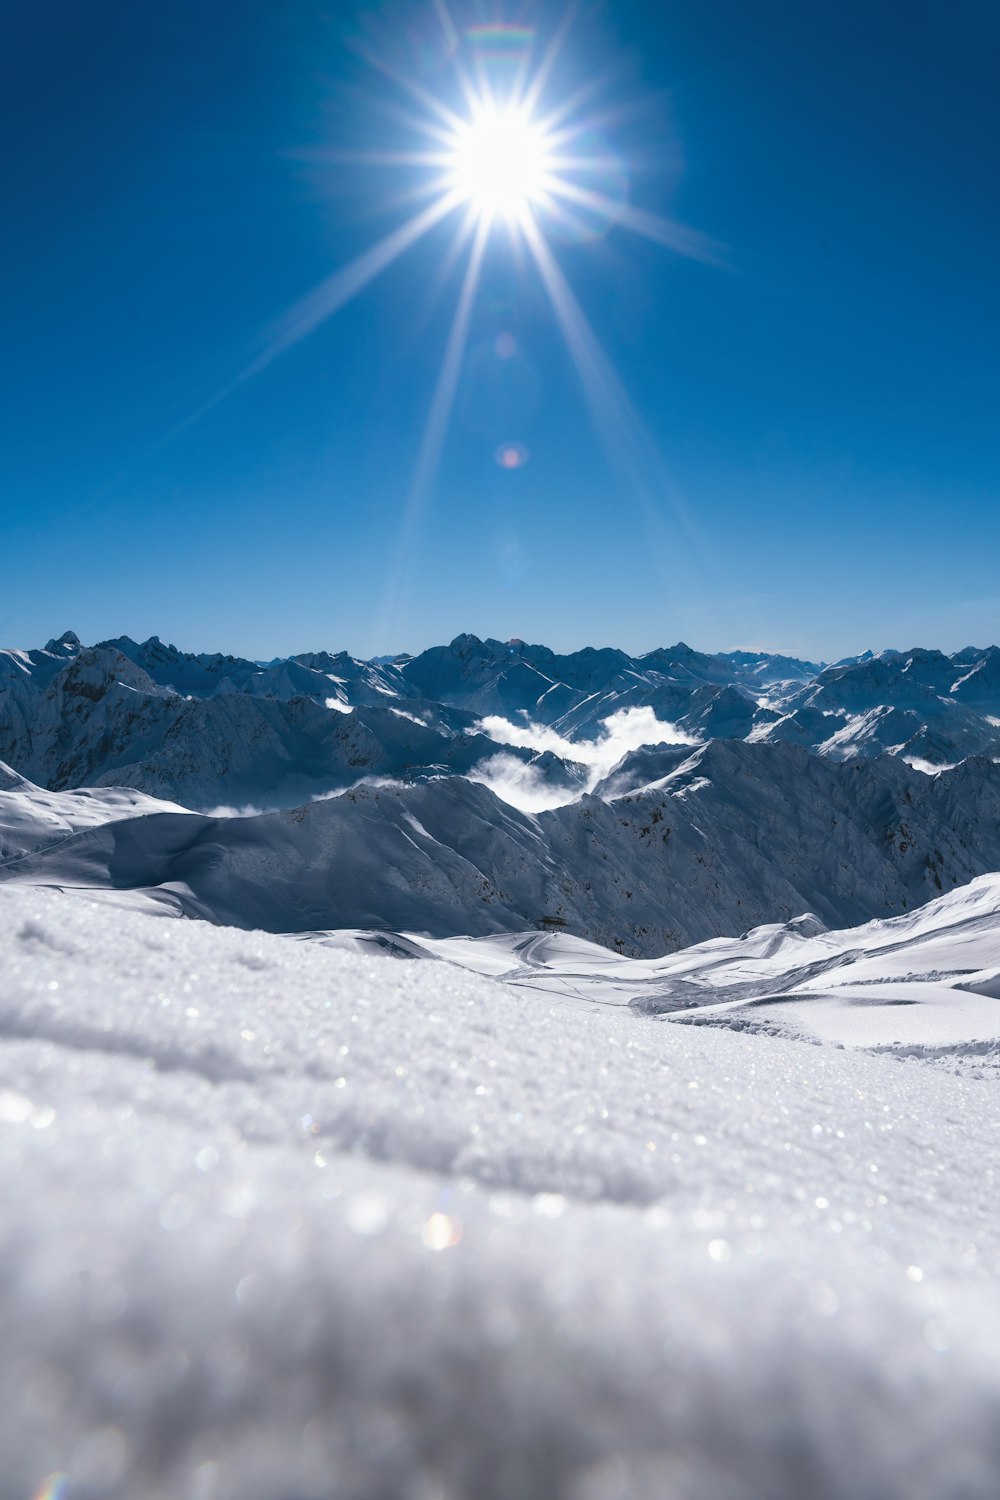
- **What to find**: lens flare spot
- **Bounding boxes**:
[33,1477,69,1500]
[465,24,536,65]
[495,441,529,470]
[422,1212,463,1250]
[346,1191,390,1236]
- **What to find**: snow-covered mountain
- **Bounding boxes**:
[0,637,584,810]
[3,634,999,819]
[4,737,1000,954]
[0,630,803,808]
[3,628,1000,952]
[3,630,995,810]
[753,646,1000,764]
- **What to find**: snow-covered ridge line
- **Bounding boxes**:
[4,629,1000,955]
[4,742,1000,957]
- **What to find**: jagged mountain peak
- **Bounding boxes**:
[43,630,80,652]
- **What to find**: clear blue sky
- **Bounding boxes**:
[3,0,998,661]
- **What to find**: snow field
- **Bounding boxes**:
[2,885,1000,1498]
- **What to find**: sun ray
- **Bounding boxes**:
[518,1,580,119]
[159,189,464,450]
[518,209,708,577]
[352,41,472,141]
[295,148,457,169]
[378,216,492,644]
[518,212,638,461]
[248,188,463,378]
[423,202,484,309]
[347,89,471,154]
[431,0,460,55]
[533,65,623,139]
[545,177,722,263]
[541,98,643,149]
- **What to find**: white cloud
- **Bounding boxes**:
[472,707,699,811]
[466,753,578,814]
[902,757,956,776]
[204,802,275,818]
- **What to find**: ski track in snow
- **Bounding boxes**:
[312,872,1000,1078]
[2,883,1000,1499]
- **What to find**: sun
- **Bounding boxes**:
[445,103,555,222]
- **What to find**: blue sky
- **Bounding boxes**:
[3,0,998,661]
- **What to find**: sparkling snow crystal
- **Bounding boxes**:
[2,884,1000,1498]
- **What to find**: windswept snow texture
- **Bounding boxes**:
[3,883,1000,1500]
[3,632,1000,814]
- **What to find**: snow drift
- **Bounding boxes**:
[3,882,1000,1499]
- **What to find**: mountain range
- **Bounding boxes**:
[2,631,999,811]
[2,629,999,955]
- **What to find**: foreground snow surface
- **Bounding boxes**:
[3,887,1000,1499]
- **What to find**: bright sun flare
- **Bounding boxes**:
[446,106,554,221]
[230,8,714,618]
